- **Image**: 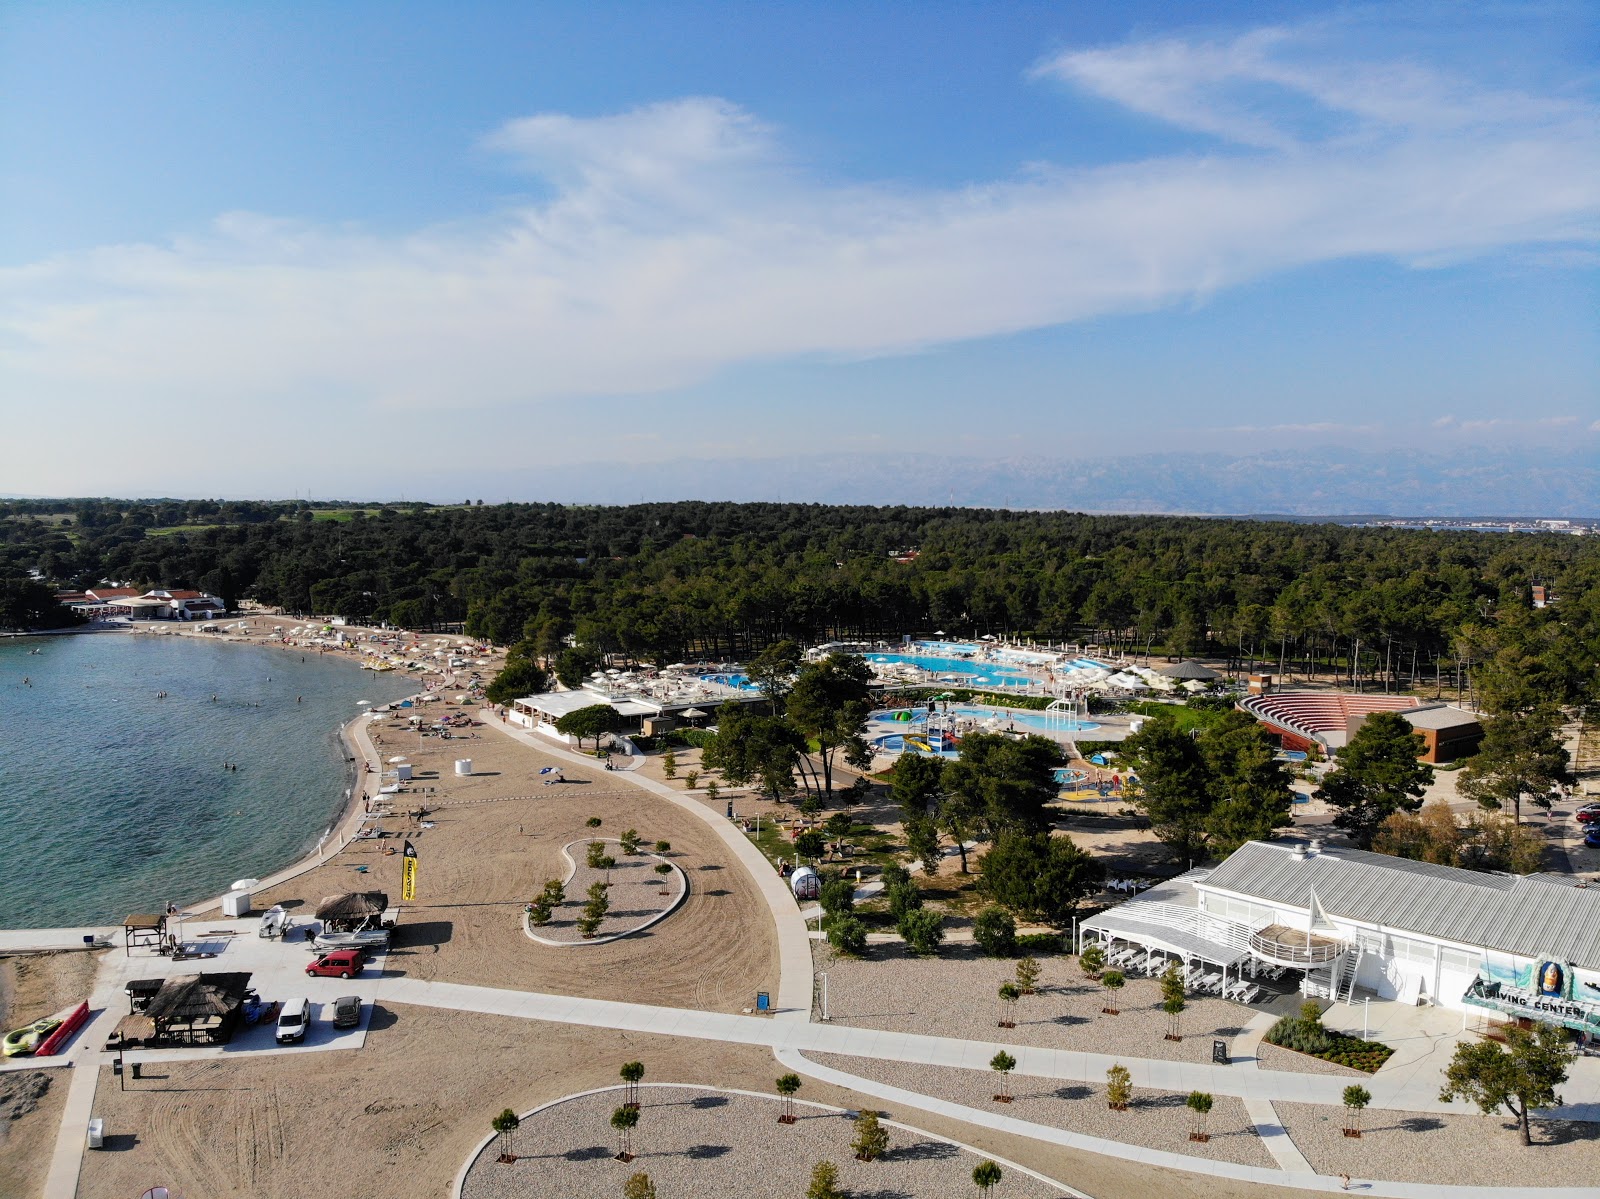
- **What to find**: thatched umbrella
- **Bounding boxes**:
[1156,660,1222,682]
[315,892,389,926]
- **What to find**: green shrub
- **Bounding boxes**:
[827,915,868,956]
[885,880,923,923]
[898,908,945,956]
[1016,931,1064,955]
[681,728,715,749]
[972,906,1017,958]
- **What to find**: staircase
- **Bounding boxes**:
[1336,945,1364,1004]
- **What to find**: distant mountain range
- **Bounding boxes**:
[456,447,1599,518]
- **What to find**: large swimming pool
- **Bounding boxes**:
[867,654,1039,685]
[870,705,1100,734]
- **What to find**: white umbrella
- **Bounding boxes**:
[232,878,261,892]
[388,755,408,763]
[356,699,371,705]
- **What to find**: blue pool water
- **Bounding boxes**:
[701,672,760,691]
[912,641,981,655]
[869,705,1099,735]
[867,654,1038,685]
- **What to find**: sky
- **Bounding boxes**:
[0,1,1596,500]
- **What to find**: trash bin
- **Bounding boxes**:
[455,759,472,776]
[87,1118,104,1149]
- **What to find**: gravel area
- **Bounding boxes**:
[461,1086,1067,1199]
[813,942,1260,1064]
[531,839,685,944]
[1277,1100,1600,1188]
[1254,1040,1371,1078]
[808,1053,1274,1170]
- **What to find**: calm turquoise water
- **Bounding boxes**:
[0,634,414,928]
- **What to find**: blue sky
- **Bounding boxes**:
[0,1,1595,498]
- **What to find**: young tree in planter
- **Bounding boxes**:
[653,840,671,854]
[997,982,1021,1029]
[806,1161,843,1199]
[653,862,672,890]
[491,1108,520,1161]
[1160,963,1186,1041]
[972,906,1017,958]
[1186,1091,1213,1142]
[973,1160,1003,1194]
[599,854,616,885]
[586,840,607,870]
[851,1108,889,1161]
[1078,942,1106,979]
[1100,969,1125,1014]
[775,1073,802,1124]
[1015,955,1041,994]
[683,770,700,790]
[619,1061,644,1110]
[620,828,641,854]
[586,816,603,828]
[610,1105,639,1161]
[662,749,677,779]
[1342,1084,1371,1138]
[898,908,945,956]
[705,779,721,805]
[623,1173,657,1199]
[990,1050,1017,1102]
[1106,1064,1132,1111]
[1439,1021,1575,1146]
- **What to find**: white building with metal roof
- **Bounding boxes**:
[1082,840,1600,1039]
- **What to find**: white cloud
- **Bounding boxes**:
[1,34,1596,425]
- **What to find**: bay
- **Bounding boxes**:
[0,632,414,928]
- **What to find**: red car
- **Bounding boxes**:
[1576,806,1600,824]
[305,949,364,979]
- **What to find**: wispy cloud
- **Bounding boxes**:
[2,24,1596,416]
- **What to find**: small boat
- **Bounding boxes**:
[3,1011,64,1057]
[312,928,391,953]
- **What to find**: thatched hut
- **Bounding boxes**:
[316,891,390,932]
[1156,660,1222,682]
[143,972,253,1045]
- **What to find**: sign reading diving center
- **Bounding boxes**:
[402,840,418,902]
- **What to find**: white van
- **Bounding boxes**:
[275,997,310,1044]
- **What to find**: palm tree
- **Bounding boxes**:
[620,1061,645,1110]
[491,1108,520,1161]
[776,1073,802,1124]
[990,1051,1016,1102]
[611,1105,639,1161]
[973,1160,1003,1194]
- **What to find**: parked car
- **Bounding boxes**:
[1575,806,1600,824]
[330,995,362,1029]
[305,948,365,979]
[1584,827,1600,848]
[276,997,310,1044]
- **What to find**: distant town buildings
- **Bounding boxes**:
[55,587,225,621]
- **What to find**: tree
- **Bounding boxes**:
[899,908,945,956]
[528,879,564,925]
[942,733,1062,838]
[885,879,923,923]
[990,1050,1016,1101]
[973,1160,1003,1194]
[1120,718,1211,861]
[1161,963,1186,1041]
[997,981,1021,1028]
[620,828,641,854]
[701,702,803,800]
[684,769,700,789]
[1317,711,1435,847]
[806,1161,843,1199]
[1372,801,1463,865]
[491,1108,520,1160]
[1342,1084,1371,1138]
[1439,1021,1575,1145]
[1100,969,1125,1014]
[1186,1091,1213,1141]
[1015,956,1040,994]
[610,1105,639,1161]
[978,831,1104,928]
[587,840,607,870]
[819,876,856,923]
[623,1172,657,1199]
[619,1061,644,1110]
[891,751,946,822]
[796,830,827,862]
[654,840,671,854]
[851,1108,889,1161]
[662,749,677,779]
[775,1072,801,1124]
[747,638,802,714]
[827,915,867,956]
[1106,1063,1132,1110]
[1078,943,1105,979]
[786,654,874,799]
[972,907,1017,958]
[1460,707,1573,825]
[905,815,943,875]
[484,653,548,706]
[556,703,622,751]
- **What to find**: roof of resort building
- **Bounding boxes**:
[1398,705,1481,730]
[142,971,253,1023]
[1201,841,1600,969]
[86,587,140,600]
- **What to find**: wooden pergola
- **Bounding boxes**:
[123,913,166,956]
[143,972,253,1046]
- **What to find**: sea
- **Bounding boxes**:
[0,632,415,928]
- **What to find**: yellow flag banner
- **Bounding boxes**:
[401,840,418,902]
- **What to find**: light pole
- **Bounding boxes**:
[816,972,830,1021]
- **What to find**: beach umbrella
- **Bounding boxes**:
[388,755,408,763]
[232,878,261,892]
[356,699,371,705]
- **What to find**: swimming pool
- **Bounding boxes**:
[912,640,982,655]
[867,654,1039,685]
[869,705,1099,734]
[700,672,761,692]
